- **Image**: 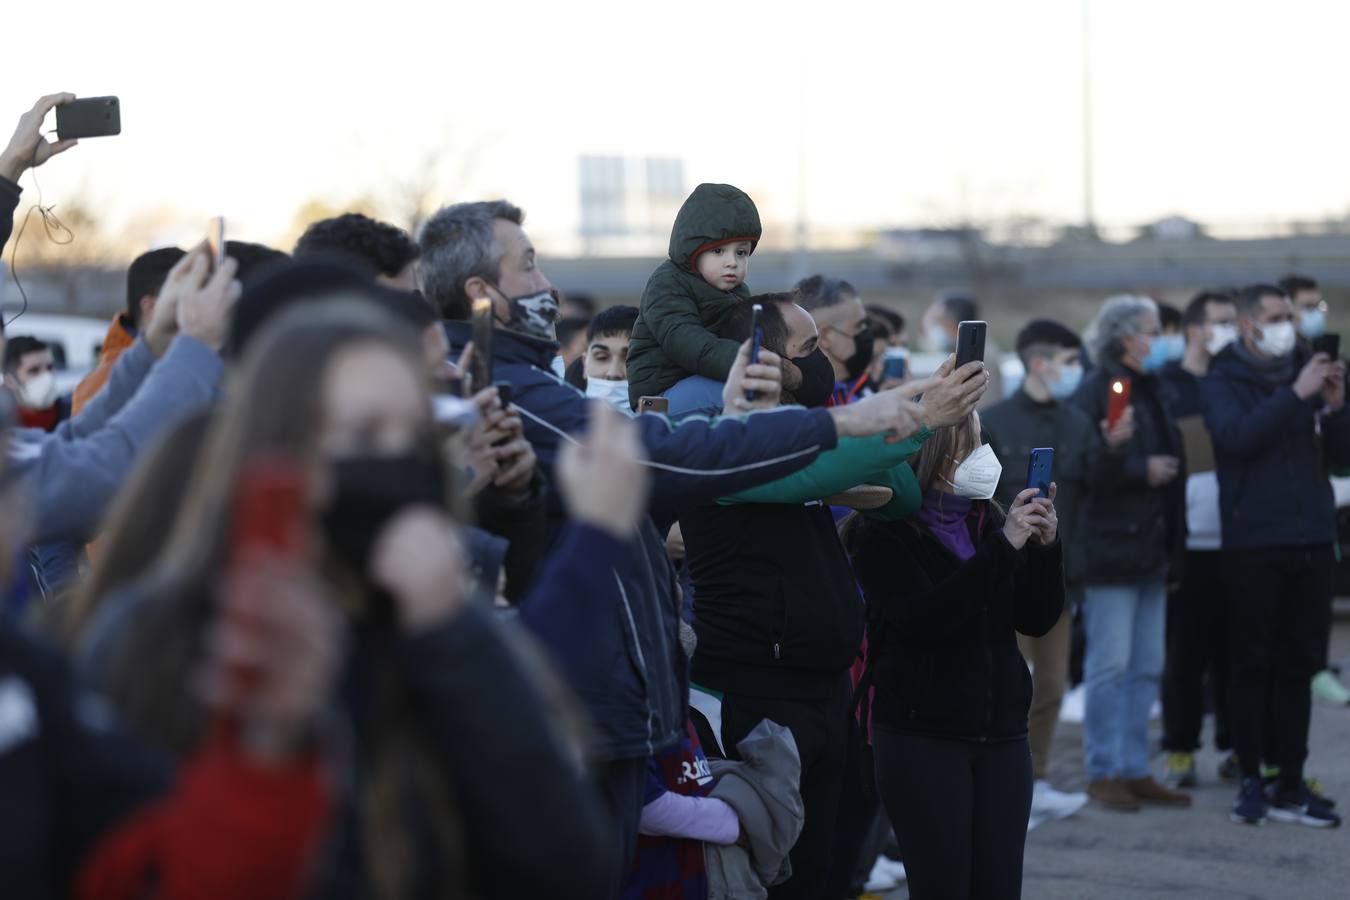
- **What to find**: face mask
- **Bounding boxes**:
[1298,307,1326,340]
[943,443,1003,500]
[842,324,875,382]
[492,285,559,341]
[1255,321,1298,358]
[926,324,953,353]
[1139,336,1172,374]
[320,454,446,578]
[1156,333,1185,363]
[1205,323,1237,356]
[1048,363,1083,400]
[17,371,56,410]
[791,348,836,408]
[585,377,632,412]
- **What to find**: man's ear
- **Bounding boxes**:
[463,276,491,302]
[139,294,156,326]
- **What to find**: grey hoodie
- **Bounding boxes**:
[7,334,223,543]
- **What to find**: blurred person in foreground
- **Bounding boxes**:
[1071,295,1190,811]
[982,318,1095,822]
[1205,283,1349,828]
[844,411,1064,900]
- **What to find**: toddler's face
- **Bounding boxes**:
[696,241,752,291]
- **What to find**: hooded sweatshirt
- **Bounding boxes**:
[627,184,762,405]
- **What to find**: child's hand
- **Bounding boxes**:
[782,359,803,391]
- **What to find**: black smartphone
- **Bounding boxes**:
[955,320,988,369]
[1313,333,1340,360]
[746,303,764,402]
[883,348,907,381]
[1025,447,1055,499]
[638,396,669,414]
[469,297,494,396]
[55,96,121,140]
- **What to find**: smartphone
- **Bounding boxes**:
[1025,447,1055,499]
[1107,377,1132,429]
[883,347,908,380]
[206,216,226,270]
[223,454,309,700]
[954,320,988,369]
[638,396,669,414]
[1313,333,1341,360]
[746,303,764,402]
[469,297,494,396]
[54,96,121,140]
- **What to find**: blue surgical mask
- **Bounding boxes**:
[1298,307,1327,340]
[1156,333,1185,363]
[1140,335,1172,374]
[1048,363,1084,400]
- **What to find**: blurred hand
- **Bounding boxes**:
[1293,353,1332,401]
[1146,455,1180,487]
[1003,488,1051,551]
[1100,406,1135,450]
[723,339,782,413]
[665,522,686,561]
[0,93,77,183]
[1323,361,1346,411]
[830,389,925,444]
[463,387,505,496]
[1029,482,1059,546]
[370,507,470,632]
[203,554,342,764]
[907,355,987,428]
[165,243,241,353]
[558,401,651,538]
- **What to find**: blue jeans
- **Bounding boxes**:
[1082,580,1166,781]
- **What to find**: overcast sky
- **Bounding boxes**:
[3,0,1345,252]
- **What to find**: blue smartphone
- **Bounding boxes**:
[1026,447,1054,499]
[883,348,907,380]
[746,303,764,402]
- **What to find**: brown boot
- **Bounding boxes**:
[1123,776,1193,807]
[1088,778,1141,811]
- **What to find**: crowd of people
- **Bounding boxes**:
[0,91,1346,900]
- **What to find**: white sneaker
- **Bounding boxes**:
[1032,780,1089,821]
[874,856,907,883]
[863,856,899,892]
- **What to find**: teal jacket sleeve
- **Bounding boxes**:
[718,428,931,506]
[861,459,925,521]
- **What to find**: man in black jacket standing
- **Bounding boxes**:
[1071,295,1191,812]
[983,319,1094,822]
[1204,283,1350,828]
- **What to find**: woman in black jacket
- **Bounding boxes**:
[844,411,1064,900]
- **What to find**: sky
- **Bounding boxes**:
[3,0,1347,255]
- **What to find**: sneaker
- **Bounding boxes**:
[1268,781,1343,828]
[874,856,907,884]
[1032,780,1089,820]
[1088,778,1141,812]
[1312,669,1350,706]
[1163,752,1198,789]
[1124,776,1193,807]
[863,856,900,893]
[1231,777,1268,825]
[1263,770,1338,808]
[1217,752,1241,783]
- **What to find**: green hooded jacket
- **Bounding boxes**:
[627,183,762,405]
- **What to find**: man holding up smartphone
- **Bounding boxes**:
[1204,283,1350,829]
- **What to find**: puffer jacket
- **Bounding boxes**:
[443,321,838,761]
[627,183,762,404]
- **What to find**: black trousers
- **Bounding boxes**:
[874,727,1032,900]
[596,757,647,900]
[1223,545,1334,785]
[1161,550,1232,752]
[720,678,850,900]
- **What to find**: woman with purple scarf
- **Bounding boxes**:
[842,411,1065,900]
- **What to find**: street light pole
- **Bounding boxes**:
[1082,0,1097,236]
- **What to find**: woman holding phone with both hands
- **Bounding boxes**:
[843,411,1064,900]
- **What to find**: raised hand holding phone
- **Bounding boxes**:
[723,338,782,413]
[1003,488,1050,551]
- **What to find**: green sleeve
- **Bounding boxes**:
[718,428,931,506]
[862,460,925,521]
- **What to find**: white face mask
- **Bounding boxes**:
[1298,307,1326,340]
[17,371,57,410]
[1205,323,1237,356]
[943,443,1003,500]
[1255,321,1297,358]
[585,377,631,412]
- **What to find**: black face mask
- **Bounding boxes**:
[842,324,875,382]
[792,348,836,408]
[489,284,560,341]
[320,454,446,578]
